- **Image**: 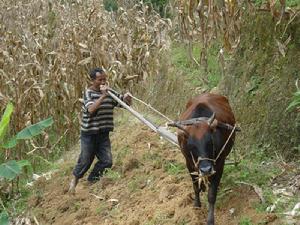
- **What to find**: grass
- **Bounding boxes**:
[127,174,153,193]
[177,218,189,225]
[219,144,300,219]
[222,145,281,188]
[239,217,253,225]
[96,202,107,215]
[254,0,300,7]
[114,146,130,167]
[144,213,170,225]
[170,42,222,90]
[73,201,81,211]
[104,168,121,181]
[3,187,31,219]
[142,152,164,169]
[163,160,186,175]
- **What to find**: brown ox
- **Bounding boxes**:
[174,93,237,225]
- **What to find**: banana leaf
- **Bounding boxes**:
[0,212,9,225]
[0,160,21,180]
[16,117,53,140]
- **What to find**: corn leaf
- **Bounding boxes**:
[0,102,13,144]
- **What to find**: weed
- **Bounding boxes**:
[163,161,185,175]
[142,152,163,169]
[73,202,81,211]
[128,178,139,193]
[144,213,170,225]
[108,206,120,219]
[128,175,148,193]
[239,217,253,225]
[96,203,107,215]
[115,146,130,167]
[177,218,189,225]
[104,168,121,181]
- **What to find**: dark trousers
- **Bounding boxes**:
[73,131,112,181]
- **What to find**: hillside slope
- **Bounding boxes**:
[25,114,295,225]
[220,13,300,158]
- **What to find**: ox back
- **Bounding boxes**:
[177,93,236,225]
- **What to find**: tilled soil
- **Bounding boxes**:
[28,122,281,225]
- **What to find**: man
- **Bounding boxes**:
[69,67,132,193]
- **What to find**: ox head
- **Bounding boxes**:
[175,113,218,177]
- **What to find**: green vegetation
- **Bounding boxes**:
[163,160,186,175]
[104,168,121,180]
[104,0,118,12]
[220,145,300,218]
[222,13,300,159]
[143,0,170,17]
[128,175,145,192]
[0,212,8,225]
[114,146,130,167]
[142,152,163,169]
[144,212,170,225]
[239,217,253,225]
[223,145,281,186]
[171,42,222,90]
[286,88,300,112]
[254,0,300,7]
[1,1,299,224]
[0,103,53,224]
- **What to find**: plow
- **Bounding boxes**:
[108,90,179,147]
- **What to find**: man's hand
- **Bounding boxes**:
[123,92,132,105]
[100,84,109,95]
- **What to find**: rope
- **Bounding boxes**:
[127,93,173,123]
[214,124,237,162]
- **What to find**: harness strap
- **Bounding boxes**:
[214,124,237,162]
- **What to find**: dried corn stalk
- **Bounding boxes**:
[0,0,171,159]
[177,0,288,70]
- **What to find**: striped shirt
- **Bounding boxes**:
[80,88,123,134]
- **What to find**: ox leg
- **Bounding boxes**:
[207,166,224,225]
[191,174,201,208]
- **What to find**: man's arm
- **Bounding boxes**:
[87,85,109,114]
[87,94,107,114]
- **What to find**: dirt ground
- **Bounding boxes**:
[27,121,290,225]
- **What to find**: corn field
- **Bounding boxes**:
[177,0,291,70]
[1,0,297,162]
[0,0,173,161]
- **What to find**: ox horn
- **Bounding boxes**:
[207,112,215,126]
[167,122,189,135]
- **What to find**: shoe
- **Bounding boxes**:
[87,176,100,185]
[68,177,79,194]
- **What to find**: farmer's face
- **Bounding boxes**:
[94,72,107,86]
